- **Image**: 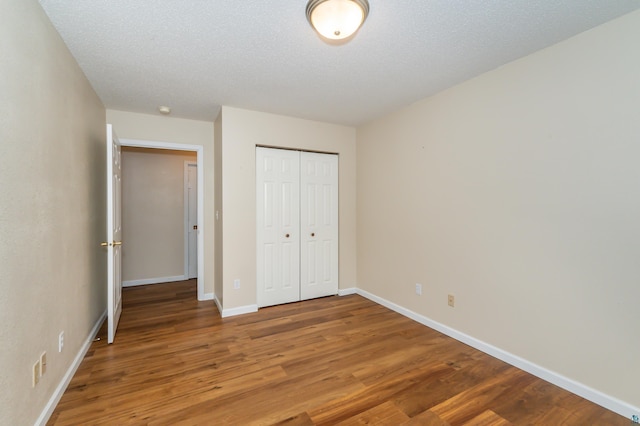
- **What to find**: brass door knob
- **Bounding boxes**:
[101,241,122,247]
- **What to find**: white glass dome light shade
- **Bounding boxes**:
[306,0,370,40]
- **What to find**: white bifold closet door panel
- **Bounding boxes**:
[256,148,301,308]
[256,147,338,308]
[300,151,339,300]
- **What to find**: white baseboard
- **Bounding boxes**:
[35,310,107,426]
[214,294,223,315]
[201,292,214,301]
[218,288,356,316]
[355,288,639,421]
[221,304,258,318]
[122,275,186,287]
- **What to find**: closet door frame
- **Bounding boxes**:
[256,146,339,309]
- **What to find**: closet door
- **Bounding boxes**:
[256,147,300,308]
[300,151,339,300]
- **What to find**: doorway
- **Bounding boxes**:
[119,138,205,300]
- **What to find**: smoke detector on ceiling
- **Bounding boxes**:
[158,105,171,115]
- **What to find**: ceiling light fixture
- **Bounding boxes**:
[158,105,171,115]
[306,0,369,40]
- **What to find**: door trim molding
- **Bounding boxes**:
[120,138,206,301]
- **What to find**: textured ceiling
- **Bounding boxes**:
[38,0,640,126]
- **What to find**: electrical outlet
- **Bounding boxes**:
[58,331,64,352]
[233,279,240,289]
[32,360,40,387]
[415,283,422,295]
[40,352,47,376]
[448,294,455,307]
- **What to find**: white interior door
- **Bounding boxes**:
[186,161,198,279]
[300,151,339,300]
[106,124,123,344]
[256,147,300,308]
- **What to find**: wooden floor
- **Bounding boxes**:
[48,280,628,425]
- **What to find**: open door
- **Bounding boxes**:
[105,124,123,344]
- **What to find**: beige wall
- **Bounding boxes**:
[357,10,640,409]
[0,1,106,424]
[219,106,357,311]
[105,110,215,296]
[121,148,197,282]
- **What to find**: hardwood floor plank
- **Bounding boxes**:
[401,409,451,425]
[271,412,316,426]
[47,280,629,425]
[430,368,534,424]
[337,401,410,425]
[308,363,483,425]
[461,409,512,426]
[391,353,513,419]
[163,372,365,425]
